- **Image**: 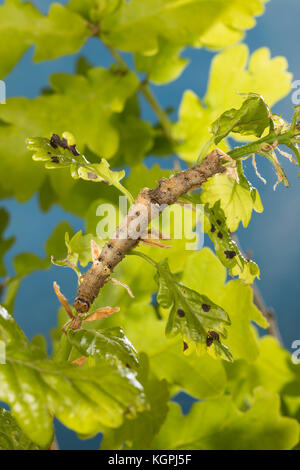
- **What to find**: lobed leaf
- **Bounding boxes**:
[0,67,138,201]
[174,45,292,162]
[181,248,268,361]
[67,327,139,370]
[211,93,271,144]
[155,258,233,361]
[0,0,90,79]
[152,389,299,450]
[27,134,134,203]
[101,0,268,54]
[203,201,260,283]
[0,408,40,450]
[225,336,300,414]
[93,301,228,400]
[135,39,189,84]
[0,306,146,447]
[201,163,263,232]
[101,354,169,450]
[3,253,49,314]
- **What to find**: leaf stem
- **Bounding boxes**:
[106,45,174,142]
[227,131,293,160]
[127,250,158,267]
[139,80,174,141]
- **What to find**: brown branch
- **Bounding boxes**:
[231,234,282,344]
[251,285,282,344]
[73,149,226,313]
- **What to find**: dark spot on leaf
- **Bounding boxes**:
[50,133,80,156]
[210,330,220,341]
[217,219,222,225]
[224,250,236,259]
[50,134,60,148]
[183,341,188,351]
[60,138,68,149]
[51,156,60,164]
[87,172,98,180]
[202,304,211,312]
[211,224,216,233]
[206,330,219,346]
[177,308,185,317]
[217,231,223,239]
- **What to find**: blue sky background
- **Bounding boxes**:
[1,0,300,449]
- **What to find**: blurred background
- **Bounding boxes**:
[0,0,299,449]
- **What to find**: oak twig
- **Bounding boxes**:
[106,45,174,142]
[252,285,282,344]
[74,148,226,313]
[231,234,282,343]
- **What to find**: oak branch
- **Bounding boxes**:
[74,149,226,313]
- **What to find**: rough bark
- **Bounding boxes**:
[74,149,226,313]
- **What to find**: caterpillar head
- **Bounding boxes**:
[74,297,90,313]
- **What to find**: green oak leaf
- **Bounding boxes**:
[201,162,263,232]
[38,176,59,212]
[3,222,74,313]
[155,258,232,361]
[181,248,268,361]
[0,67,138,201]
[211,93,271,144]
[101,354,169,450]
[3,253,49,314]
[51,229,105,276]
[101,0,268,54]
[0,305,146,447]
[152,389,299,450]
[67,327,139,370]
[26,134,134,203]
[135,39,189,84]
[0,0,90,79]
[68,0,121,23]
[225,336,300,415]
[92,301,228,400]
[45,221,75,261]
[65,231,104,268]
[111,96,155,167]
[174,45,292,162]
[0,408,40,450]
[77,161,134,203]
[203,201,260,283]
